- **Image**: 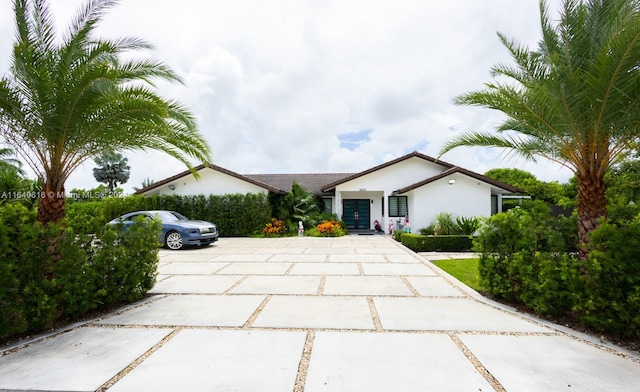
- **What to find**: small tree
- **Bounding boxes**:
[272,182,321,229]
[93,152,130,193]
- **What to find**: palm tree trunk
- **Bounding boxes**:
[37,184,66,225]
[576,173,607,260]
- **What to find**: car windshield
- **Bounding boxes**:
[153,211,189,222]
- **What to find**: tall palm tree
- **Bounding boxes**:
[0,0,212,225]
[439,0,640,257]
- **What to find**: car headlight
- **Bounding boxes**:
[200,226,217,234]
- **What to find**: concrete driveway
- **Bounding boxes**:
[1,236,639,391]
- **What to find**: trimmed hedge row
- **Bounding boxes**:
[0,204,160,340]
[398,233,474,252]
[475,206,639,339]
[66,193,272,237]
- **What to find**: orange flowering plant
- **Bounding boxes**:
[262,218,287,236]
[307,219,347,237]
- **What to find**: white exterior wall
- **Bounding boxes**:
[409,174,492,231]
[335,157,448,230]
[337,157,445,192]
[142,168,269,197]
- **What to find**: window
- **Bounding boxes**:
[322,198,333,214]
[388,196,408,217]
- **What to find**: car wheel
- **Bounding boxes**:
[165,231,184,250]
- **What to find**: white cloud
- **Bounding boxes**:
[0,0,572,193]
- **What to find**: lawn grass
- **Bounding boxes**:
[432,258,482,291]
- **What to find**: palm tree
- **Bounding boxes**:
[439,0,640,257]
[0,0,212,225]
[93,151,130,193]
[133,177,156,192]
[0,147,24,174]
[0,167,31,205]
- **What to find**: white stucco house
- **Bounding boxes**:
[136,151,523,233]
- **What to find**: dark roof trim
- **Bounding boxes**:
[244,173,354,196]
[134,164,287,195]
[320,151,455,192]
[392,166,524,194]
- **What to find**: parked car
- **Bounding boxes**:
[108,210,219,250]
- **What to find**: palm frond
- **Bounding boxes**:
[0,0,212,201]
[443,0,640,180]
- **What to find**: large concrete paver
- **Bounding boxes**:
[252,296,375,330]
[288,262,360,275]
[99,295,265,327]
[108,330,306,392]
[361,262,437,276]
[157,261,229,275]
[0,327,172,391]
[230,275,321,295]
[305,332,493,392]
[404,276,466,296]
[323,275,414,296]
[2,235,640,392]
[459,334,640,392]
[217,261,292,275]
[374,297,551,332]
[148,274,243,294]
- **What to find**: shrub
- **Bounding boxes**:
[576,221,640,339]
[434,212,459,235]
[65,193,272,237]
[0,204,160,341]
[66,201,105,233]
[401,234,473,252]
[262,218,287,236]
[307,219,347,237]
[474,207,582,306]
[473,204,640,339]
[456,216,480,235]
[419,224,435,235]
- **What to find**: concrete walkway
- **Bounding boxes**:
[1,236,639,391]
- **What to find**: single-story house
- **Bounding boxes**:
[136,151,523,233]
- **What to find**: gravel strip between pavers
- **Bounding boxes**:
[96,328,182,392]
[449,333,506,392]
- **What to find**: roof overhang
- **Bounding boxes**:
[135,164,287,195]
[392,166,524,195]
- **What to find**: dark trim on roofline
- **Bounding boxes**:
[392,166,524,195]
[134,164,287,195]
[320,151,456,192]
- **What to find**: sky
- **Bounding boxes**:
[0,0,571,193]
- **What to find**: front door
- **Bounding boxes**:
[343,199,370,230]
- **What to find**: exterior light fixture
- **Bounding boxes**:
[448,179,456,185]
[168,184,176,190]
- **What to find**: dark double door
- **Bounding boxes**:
[343,199,370,230]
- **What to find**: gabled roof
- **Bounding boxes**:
[320,151,455,192]
[245,173,354,196]
[393,166,523,194]
[134,164,286,195]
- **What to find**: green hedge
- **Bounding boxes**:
[576,221,640,339]
[475,206,640,339]
[0,204,160,340]
[66,193,272,237]
[400,234,473,252]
